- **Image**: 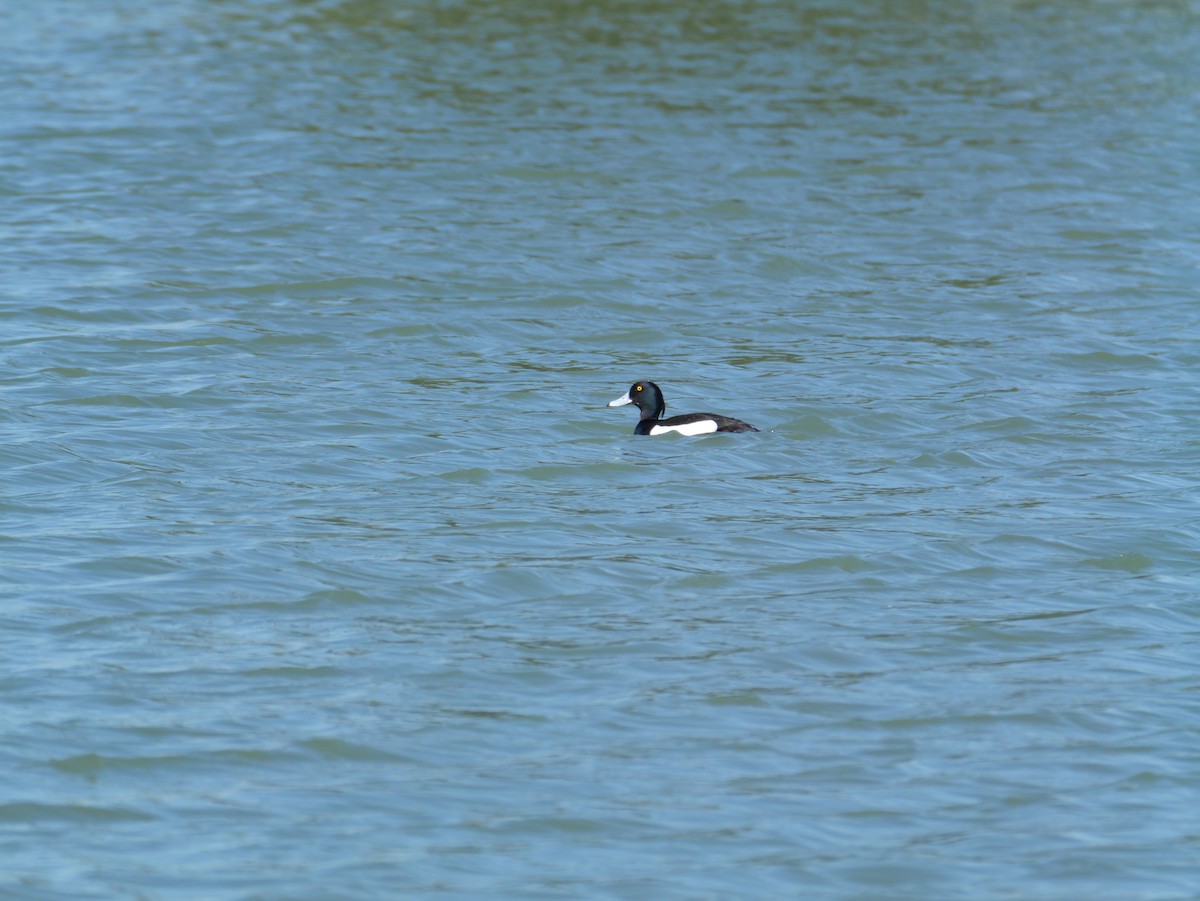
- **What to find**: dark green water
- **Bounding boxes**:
[3,1,1199,898]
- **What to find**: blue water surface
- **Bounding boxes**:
[3,1,1199,898]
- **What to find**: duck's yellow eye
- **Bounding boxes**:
[635,385,642,392]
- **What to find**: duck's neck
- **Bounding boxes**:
[640,401,665,422]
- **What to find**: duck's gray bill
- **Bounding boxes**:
[607,393,632,408]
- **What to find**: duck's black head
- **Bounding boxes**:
[607,379,666,421]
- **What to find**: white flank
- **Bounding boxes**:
[608,393,633,407]
[649,420,718,436]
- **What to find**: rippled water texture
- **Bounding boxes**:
[3,1,1199,898]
